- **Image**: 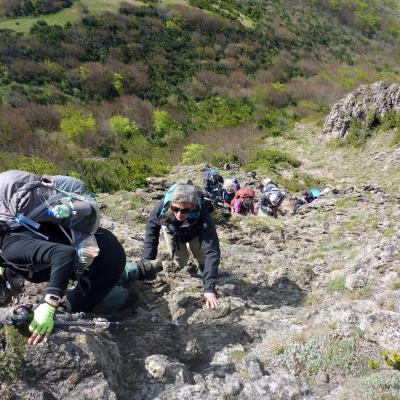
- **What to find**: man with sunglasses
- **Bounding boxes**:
[143,183,220,308]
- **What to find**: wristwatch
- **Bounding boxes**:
[44,294,61,308]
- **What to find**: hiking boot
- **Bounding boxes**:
[119,259,163,285]
[119,262,141,285]
[187,263,203,278]
[95,286,130,314]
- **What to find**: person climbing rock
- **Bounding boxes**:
[231,188,256,215]
[143,183,220,309]
[291,188,329,215]
[0,170,128,345]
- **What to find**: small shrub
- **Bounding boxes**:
[0,153,59,176]
[365,111,381,130]
[344,119,372,148]
[0,327,27,382]
[380,110,400,131]
[368,359,380,370]
[277,172,324,194]
[382,351,400,371]
[243,149,300,172]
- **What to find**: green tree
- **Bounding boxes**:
[110,115,139,138]
[60,112,96,142]
[153,109,182,140]
[181,143,206,165]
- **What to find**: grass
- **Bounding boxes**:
[227,349,248,361]
[326,276,346,293]
[0,0,144,33]
[335,197,361,209]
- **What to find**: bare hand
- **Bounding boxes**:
[28,332,50,346]
[201,292,219,309]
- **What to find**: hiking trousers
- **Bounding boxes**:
[0,227,125,313]
[161,226,204,268]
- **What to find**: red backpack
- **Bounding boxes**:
[231,188,255,211]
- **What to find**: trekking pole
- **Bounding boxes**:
[3,305,179,330]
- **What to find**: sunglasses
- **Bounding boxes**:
[171,205,192,214]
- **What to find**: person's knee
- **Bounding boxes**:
[53,245,76,264]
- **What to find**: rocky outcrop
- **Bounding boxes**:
[321,81,400,140]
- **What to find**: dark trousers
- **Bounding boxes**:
[0,227,125,312]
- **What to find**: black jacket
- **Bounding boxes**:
[143,199,220,293]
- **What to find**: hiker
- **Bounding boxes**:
[232,177,241,191]
[258,188,286,217]
[204,168,224,200]
[0,170,129,345]
[231,188,256,215]
[261,177,279,194]
[291,188,328,215]
[221,179,237,208]
[143,183,220,309]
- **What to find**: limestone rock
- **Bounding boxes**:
[321,81,400,140]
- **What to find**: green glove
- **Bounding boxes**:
[29,303,56,335]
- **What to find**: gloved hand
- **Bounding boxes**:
[28,303,56,345]
[140,259,163,281]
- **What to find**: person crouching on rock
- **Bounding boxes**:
[0,170,126,345]
[143,183,220,309]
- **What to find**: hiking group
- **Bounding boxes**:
[0,168,326,345]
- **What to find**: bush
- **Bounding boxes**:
[187,97,254,131]
[257,108,296,137]
[153,109,183,141]
[244,149,301,172]
[277,172,324,194]
[110,115,139,138]
[181,143,206,165]
[0,328,27,382]
[71,157,170,193]
[60,110,96,143]
[0,153,59,176]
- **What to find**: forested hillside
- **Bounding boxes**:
[0,0,399,191]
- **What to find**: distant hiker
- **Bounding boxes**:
[232,177,241,191]
[261,178,279,194]
[143,183,220,309]
[221,179,237,208]
[204,168,224,200]
[0,170,127,345]
[231,188,256,215]
[258,187,286,217]
[291,188,329,215]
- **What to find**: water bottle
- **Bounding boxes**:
[48,204,70,219]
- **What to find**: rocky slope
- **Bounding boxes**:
[1,87,400,399]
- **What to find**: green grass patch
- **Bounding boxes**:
[0,0,143,33]
[347,282,375,300]
[227,349,248,361]
[326,276,345,293]
[335,196,361,209]
[341,213,379,232]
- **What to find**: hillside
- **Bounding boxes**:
[0,0,399,194]
[1,5,400,397]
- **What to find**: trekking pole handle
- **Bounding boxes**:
[4,304,34,327]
